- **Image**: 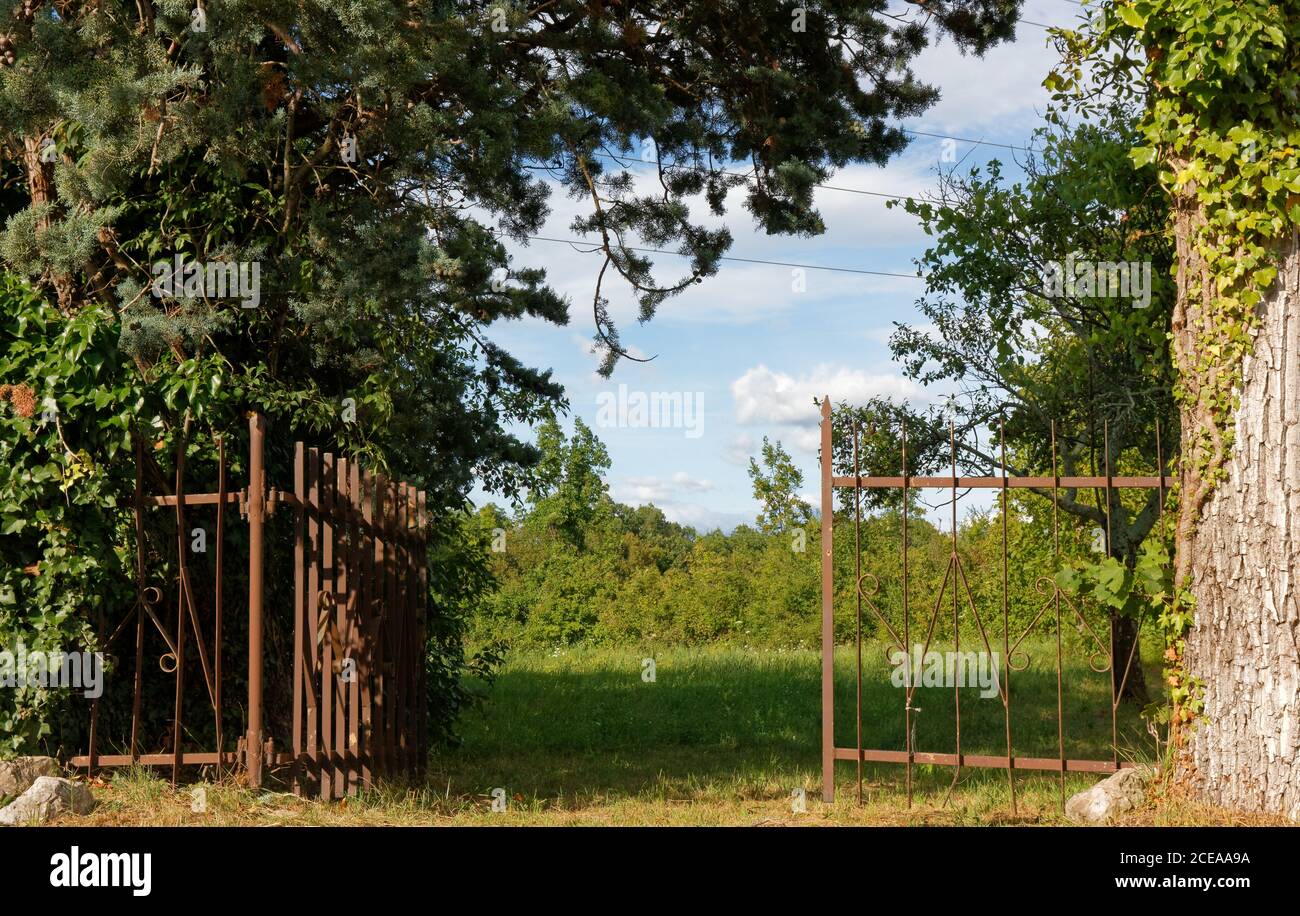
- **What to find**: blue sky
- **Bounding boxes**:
[474,2,1088,531]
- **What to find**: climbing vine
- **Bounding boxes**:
[1052,0,1300,743]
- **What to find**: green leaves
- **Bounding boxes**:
[1056,538,1171,620]
[1117,4,1149,29]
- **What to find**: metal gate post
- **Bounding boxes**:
[820,396,834,803]
[246,413,267,788]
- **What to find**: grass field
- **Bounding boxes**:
[58,642,1291,826]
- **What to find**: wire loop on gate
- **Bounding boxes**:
[1087,649,1111,674]
[142,585,162,607]
[159,652,177,674]
[855,570,906,656]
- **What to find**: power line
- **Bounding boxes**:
[525,154,921,202]
[901,129,1039,153]
[524,125,1043,204]
[516,233,926,280]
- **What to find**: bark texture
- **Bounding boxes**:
[1178,229,1300,819]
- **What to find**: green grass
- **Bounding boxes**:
[75,639,1272,826]
[429,640,1160,816]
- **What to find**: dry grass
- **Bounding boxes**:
[57,767,1294,827]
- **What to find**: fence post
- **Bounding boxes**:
[247,413,267,788]
[821,396,835,803]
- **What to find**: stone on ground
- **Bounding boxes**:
[1065,766,1154,824]
[0,756,59,800]
[0,775,96,826]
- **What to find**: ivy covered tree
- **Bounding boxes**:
[1056,0,1300,816]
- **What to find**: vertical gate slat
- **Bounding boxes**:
[403,482,416,772]
[416,489,428,773]
[378,473,393,776]
[372,475,389,778]
[334,457,350,798]
[390,478,406,774]
[292,442,305,793]
[320,452,336,800]
[305,448,321,791]
[214,437,226,775]
[346,459,363,795]
[396,482,408,772]
[358,468,375,790]
[171,435,189,787]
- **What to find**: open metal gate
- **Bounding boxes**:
[819,398,1172,810]
[69,415,429,798]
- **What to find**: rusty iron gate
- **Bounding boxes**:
[290,443,428,799]
[818,399,1173,810]
[69,415,429,798]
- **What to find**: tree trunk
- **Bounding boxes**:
[1112,612,1149,705]
[1175,223,1300,819]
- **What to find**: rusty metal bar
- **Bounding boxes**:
[830,474,1173,489]
[396,481,410,773]
[901,417,912,808]
[831,747,1141,772]
[345,457,361,795]
[171,424,189,786]
[852,420,863,805]
[395,478,406,773]
[320,451,336,799]
[292,442,305,793]
[820,397,834,802]
[246,413,267,789]
[359,469,376,789]
[416,488,429,773]
[372,474,388,779]
[70,751,284,768]
[1105,420,1119,769]
[214,435,226,779]
[999,417,1016,815]
[334,457,349,797]
[305,447,322,791]
[129,431,146,765]
[374,476,386,776]
[147,492,241,506]
[948,421,962,802]
[1052,421,1065,807]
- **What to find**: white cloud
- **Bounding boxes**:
[722,433,756,466]
[732,363,925,426]
[615,472,715,504]
[654,503,752,534]
[904,6,1063,135]
[731,363,928,451]
[609,473,751,533]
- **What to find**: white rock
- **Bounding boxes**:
[0,776,96,826]
[0,756,59,800]
[1065,766,1153,824]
